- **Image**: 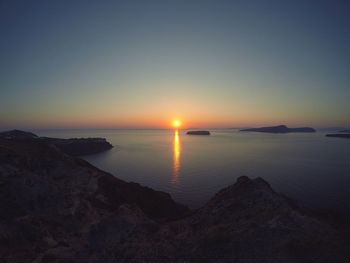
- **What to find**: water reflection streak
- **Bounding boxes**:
[172,129,181,185]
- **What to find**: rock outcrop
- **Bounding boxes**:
[0,137,189,263]
[0,135,349,262]
[187,130,211,135]
[240,125,316,133]
[152,176,349,262]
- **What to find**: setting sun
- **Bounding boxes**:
[172,119,182,128]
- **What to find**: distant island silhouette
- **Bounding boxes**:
[240,125,316,133]
[0,129,113,156]
[326,134,350,139]
[187,130,211,135]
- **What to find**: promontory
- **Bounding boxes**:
[0,130,349,262]
[0,129,113,156]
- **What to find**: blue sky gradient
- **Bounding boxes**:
[1,0,349,128]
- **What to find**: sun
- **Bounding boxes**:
[172,119,182,128]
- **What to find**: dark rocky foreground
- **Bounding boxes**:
[0,135,349,262]
[240,125,316,133]
[0,130,113,156]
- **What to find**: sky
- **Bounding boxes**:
[1,0,349,129]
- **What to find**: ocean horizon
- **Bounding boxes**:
[33,128,350,214]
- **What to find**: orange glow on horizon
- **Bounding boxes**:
[18,109,335,129]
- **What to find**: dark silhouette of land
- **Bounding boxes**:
[39,137,113,156]
[326,134,350,139]
[0,129,113,156]
[240,125,316,133]
[187,130,210,135]
[0,129,38,139]
[0,130,349,262]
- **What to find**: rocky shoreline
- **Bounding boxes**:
[0,131,349,262]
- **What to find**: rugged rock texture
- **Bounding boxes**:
[0,138,189,263]
[326,134,350,139]
[153,176,349,262]
[240,125,316,133]
[0,137,349,262]
[187,130,211,135]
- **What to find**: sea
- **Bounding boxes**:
[35,129,350,213]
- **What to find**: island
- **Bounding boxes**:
[0,130,349,262]
[0,129,113,156]
[326,133,350,139]
[187,130,211,135]
[39,137,113,156]
[240,125,316,133]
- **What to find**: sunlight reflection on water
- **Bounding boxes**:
[35,129,350,213]
[172,129,181,185]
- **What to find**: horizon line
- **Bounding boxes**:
[1,126,350,132]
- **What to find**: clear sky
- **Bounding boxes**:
[1,0,349,129]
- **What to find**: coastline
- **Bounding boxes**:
[0,132,349,262]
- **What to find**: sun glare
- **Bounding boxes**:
[172,119,182,128]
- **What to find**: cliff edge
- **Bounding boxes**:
[0,135,348,262]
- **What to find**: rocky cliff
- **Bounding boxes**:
[0,136,348,262]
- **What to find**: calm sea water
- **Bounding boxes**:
[35,129,350,212]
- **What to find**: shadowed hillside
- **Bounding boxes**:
[0,133,349,262]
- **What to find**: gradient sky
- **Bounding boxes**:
[1,0,349,129]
